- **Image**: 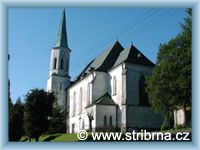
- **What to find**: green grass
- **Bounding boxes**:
[159,127,192,134]
[20,128,191,142]
[20,133,79,142]
[51,134,78,142]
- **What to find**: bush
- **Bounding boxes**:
[160,124,171,131]
[175,125,185,129]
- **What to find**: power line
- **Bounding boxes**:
[70,8,172,74]
[70,9,179,75]
[70,9,160,65]
[123,9,177,42]
[70,9,161,69]
[70,9,166,69]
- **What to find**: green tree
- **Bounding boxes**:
[48,103,66,132]
[9,98,15,141]
[9,97,24,141]
[146,8,191,128]
[24,89,55,141]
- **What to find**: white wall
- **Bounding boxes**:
[68,62,164,132]
[108,64,125,129]
[108,64,123,105]
[47,47,70,108]
[68,71,109,133]
[92,72,108,101]
[47,75,70,107]
[69,105,96,133]
[48,47,70,76]
[96,105,117,129]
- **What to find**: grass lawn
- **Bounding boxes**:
[20,128,191,142]
[20,133,79,142]
[160,127,192,134]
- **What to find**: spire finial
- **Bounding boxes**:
[131,41,133,45]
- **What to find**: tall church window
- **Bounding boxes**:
[79,87,82,113]
[113,76,117,95]
[82,119,84,130]
[87,83,92,105]
[60,83,62,91]
[73,91,76,116]
[139,75,149,106]
[53,57,57,69]
[72,124,75,133]
[109,116,112,127]
[60,58,64,70]
[103,115,107,127]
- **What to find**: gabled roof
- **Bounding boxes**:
[113,44,155,68]
[76,41,124,80]
[85,93,117,108]
[54,10,68,49]
[95,93,117,105]
[74,42,155,82]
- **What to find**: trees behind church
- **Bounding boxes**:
[48,102,66,132]
[9,97,24,141]
[9,88,67,141]
[146,8,191,129]
[23,89,55,141]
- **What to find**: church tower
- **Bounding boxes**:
[47,10,71,108]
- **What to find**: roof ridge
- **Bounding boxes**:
[113,44,155,68]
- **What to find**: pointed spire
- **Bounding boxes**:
[54,9,68,48]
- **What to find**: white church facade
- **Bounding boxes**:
[47,10,163,133]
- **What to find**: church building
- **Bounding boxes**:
[47,10,163,133]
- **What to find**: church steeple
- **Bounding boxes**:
[54,9,68,48]
[47,9,71,108]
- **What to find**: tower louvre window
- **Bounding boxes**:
[60,58,64,70]
[53,57,57,69]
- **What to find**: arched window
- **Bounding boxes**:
[113,76,117,95]
[82,119,84,130]
[79,87,82,113]
[87,83,92,105]
[60,83,62,91]
[109,116,112,127]
[60,58,64,70]
[103,116,107,127]
[139,76,149,106]
[73,91,76,116]
[53,57,57,69]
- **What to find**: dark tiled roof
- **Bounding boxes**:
[75,42,154,81]
[76,41,124,80]
[113,45,155,68]
[95,93,117,105]
[85,93,117,108]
